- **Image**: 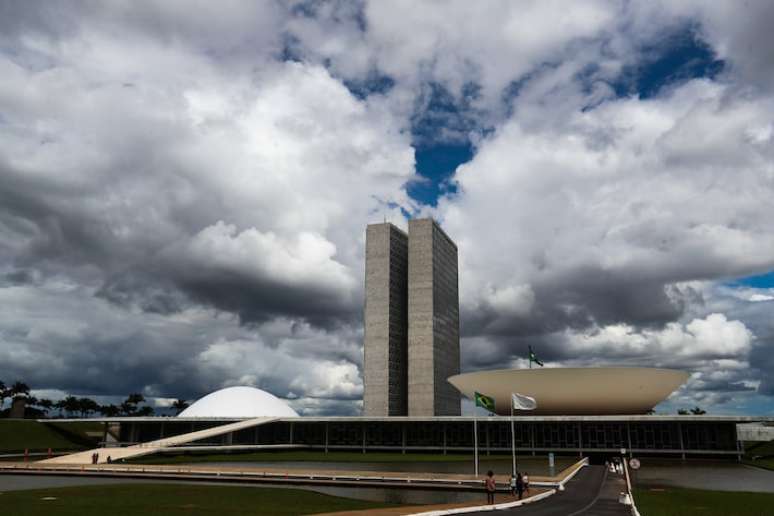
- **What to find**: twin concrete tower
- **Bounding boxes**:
[363,218,461,416]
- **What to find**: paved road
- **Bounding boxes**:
[502,466,630,516]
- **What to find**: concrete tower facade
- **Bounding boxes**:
[363,223,409,416]
[407,219,461,416]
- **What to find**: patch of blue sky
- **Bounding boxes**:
[408,143,473,207]
[611,26,724,99]
[406,82,484,206]
[338,25,725,209]
[343,74,395,100]
[730,270,774,289]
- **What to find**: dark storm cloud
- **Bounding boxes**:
[2,1,774,416]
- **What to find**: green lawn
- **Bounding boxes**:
[0,483,397,516]
[744,440,774,457]
[0,420,84,453]
[743,439,774,472]
[744,457,774,472]
[635,486,774,516]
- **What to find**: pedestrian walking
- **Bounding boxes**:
[485,470,496,504]
[523,472,530,494]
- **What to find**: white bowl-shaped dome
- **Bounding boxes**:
[178,386,299,418]
[449,367,689,415]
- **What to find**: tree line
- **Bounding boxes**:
[0,379,190,418]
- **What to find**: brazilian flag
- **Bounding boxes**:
[529,345,544,367]
[474,391,496,412]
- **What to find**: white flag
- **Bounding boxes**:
[512,392,537,411]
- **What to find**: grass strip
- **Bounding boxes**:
[635,486,774,516]
[0,482,397,516]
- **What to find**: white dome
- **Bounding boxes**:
[178,386,299,418]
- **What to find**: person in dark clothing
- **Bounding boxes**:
[485,470,496,504]
[516,472,525,500]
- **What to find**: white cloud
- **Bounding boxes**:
[171,221,355,296]
[568,313,752,359]
[2,1,774,415]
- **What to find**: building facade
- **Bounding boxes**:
[110,415,760,460]
[363,223,409,416]
[363,218,461,417]
[408,219,461,416]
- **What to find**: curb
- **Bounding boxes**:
[407,489,556,516]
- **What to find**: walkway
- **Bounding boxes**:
[501,465,629,516]
[39,417,278,464]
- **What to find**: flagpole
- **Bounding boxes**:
[511,397,516,477]
[511,400,516,477]
[473,416,479,477]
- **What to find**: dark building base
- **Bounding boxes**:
[98,415,774,459]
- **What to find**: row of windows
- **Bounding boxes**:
[121,421,739,451]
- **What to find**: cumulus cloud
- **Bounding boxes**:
[568,313,752,359]
[1,1,774,415]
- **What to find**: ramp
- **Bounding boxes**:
[41,417,278,465]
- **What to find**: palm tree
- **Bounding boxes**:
[171,399,190,415]
[62,396,80,417]
[126,393,145,406]
[690,406,706,415]
[120,401,136,416]
[99,404,121,417]
[10,381,30,399]
[77,397,100,417]
[136,405,154,416]
[54,399,66,417]
[0,380,7,410]
[37,398,54,417]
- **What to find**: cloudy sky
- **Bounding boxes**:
[1,1,773,416]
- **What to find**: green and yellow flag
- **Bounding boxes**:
[474,391,496,412]
[528,345,544,367]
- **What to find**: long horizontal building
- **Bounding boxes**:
[52,414,773,460]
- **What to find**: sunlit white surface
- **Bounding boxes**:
[448,367,690,415]
[178,386,299,418]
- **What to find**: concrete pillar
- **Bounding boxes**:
[324,423,329,454]
[289,422,294,445]
[443,424,447,455]
[577,422,583,458]
[678,422,685,460]
[485,422,490,455]
[401,423,407,454]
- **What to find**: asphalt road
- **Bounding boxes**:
[503,466,630,516]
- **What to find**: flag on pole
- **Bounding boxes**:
[511,392,537,411]
[528,345,544,367]
[474,391,496,412]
